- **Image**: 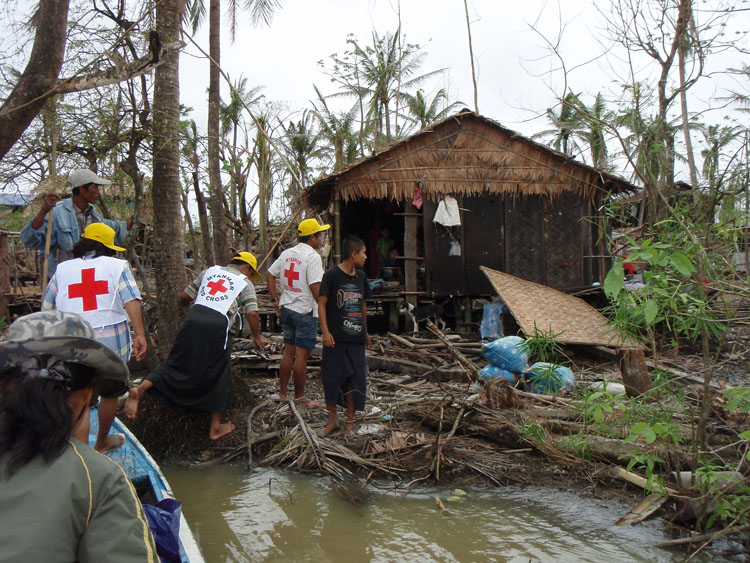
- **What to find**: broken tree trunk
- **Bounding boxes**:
[617,348,652,397]
[0,232,9,320]
[412,401,694,468]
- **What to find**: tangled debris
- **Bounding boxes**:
[121,324,750,554]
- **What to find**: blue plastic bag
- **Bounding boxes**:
[368,279,386,293]
[143,498,182,562]
[481,336,529,373]
[480,302,507,341]
[525,362,575,395]
[479,364,517,384]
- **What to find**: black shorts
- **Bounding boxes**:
[321,342,367,411]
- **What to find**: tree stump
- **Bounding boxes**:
[617,348,652,397]
[0,233,9,321]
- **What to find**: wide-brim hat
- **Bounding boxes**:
[232,252,262,280]
[298,218,330,237]
[0,311,128,382]
[83,222,126,252]
[68,169,112,189]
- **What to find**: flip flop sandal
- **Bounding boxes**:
[100,433,125,454]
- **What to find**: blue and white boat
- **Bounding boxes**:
[90,410,204,562]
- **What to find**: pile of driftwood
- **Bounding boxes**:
[125,319,749,554]
[220,323,750,555]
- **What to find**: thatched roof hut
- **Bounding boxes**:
[305,110,638,317]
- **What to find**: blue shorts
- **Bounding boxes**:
[281,307,318,350]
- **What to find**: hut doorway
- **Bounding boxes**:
[337,198,424,285]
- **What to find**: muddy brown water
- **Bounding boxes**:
[163,464,732,562]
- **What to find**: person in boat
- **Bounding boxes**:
[42,222,147,454]
[0,310,157,561]
[125,252,265,440]
[318,236,372,436]
[266,218,330,407]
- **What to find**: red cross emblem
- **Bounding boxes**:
[284,262,300,287]
[206,278,229,295]
[68,268,109,311]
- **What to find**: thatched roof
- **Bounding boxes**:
[305,110,638,210]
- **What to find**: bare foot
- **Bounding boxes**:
[94,433,125,453]
[124,388,141,419]
[210,421,235,440]
[344,420,355,438]
[323,421,340,435]
[294,396,320,408]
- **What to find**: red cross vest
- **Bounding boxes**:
[54,256,129,328]
[194,266,248,316]
[194,266,248,349]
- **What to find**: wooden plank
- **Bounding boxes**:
[404,202,418,307]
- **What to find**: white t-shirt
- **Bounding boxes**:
[268,242,324,317]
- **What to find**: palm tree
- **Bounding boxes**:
[179,117,214,266]
[327,30,445,147]
[282,110,324,198]
[701,124,743,225]
[186,0,280,263]
[402,88,463,132]
[152,0,188,355]
[360,30,446,144]
[220,76,263,228]
[582,93,609,170]
[311,85,361,172]
[533,91,586,156]
[251,113,272,252]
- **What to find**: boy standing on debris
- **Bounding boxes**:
[318,236,372,436]
[266,218,330,407]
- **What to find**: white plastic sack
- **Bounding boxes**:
[449,238,461,256]
[433,196,461,227]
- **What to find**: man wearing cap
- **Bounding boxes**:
[126,252,264,440]
[266,218,330,407]
[20,169,130,278]
[42,222,147,454]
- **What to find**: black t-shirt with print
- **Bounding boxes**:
[320,265,372,344]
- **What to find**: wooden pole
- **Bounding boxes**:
[334,197,341,263]
[404,201,418,307]
[0,232,9,320]
[617,348,652,397]
[41,206,54,285]
[463,0,479,113]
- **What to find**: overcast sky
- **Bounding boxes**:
[178,0,749,176]
[180,0,610,138]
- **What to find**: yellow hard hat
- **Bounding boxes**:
[82,223,126,252]
[232,251,262,280]
[298,218,330,237]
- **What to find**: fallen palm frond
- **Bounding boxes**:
[260,424,397,480]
